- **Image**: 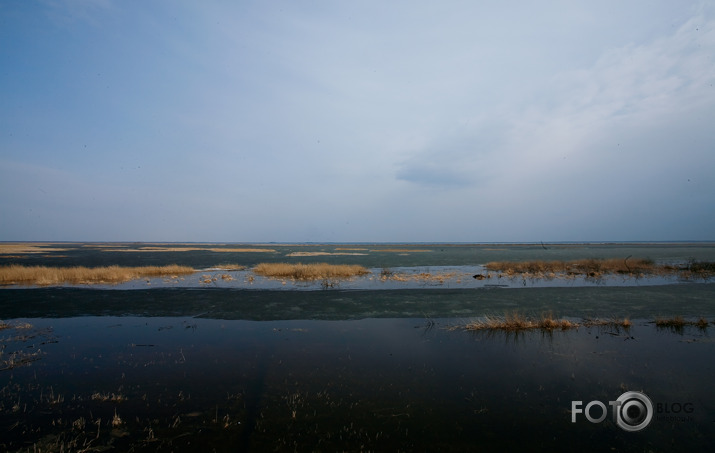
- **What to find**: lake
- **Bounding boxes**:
[1,242,714,451]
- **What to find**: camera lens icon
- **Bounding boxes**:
[615,391,653,432]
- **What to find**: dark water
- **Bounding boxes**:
[1,243,714,451]
[1,315,714,452]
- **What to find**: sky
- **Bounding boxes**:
[1,0,714,242]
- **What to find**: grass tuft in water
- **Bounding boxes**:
[654,316,711,331]
[462,312,579,332]
[485,258,658,277]
[253,262,369,281]
[458,314,634,332]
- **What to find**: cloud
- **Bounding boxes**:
[393,118,509,189]
[379,9,715,240]
[456,11,715,194]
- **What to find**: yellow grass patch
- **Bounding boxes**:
[0,243,69,254]
[286,252,368,257]
[380,270,465,283]
[0,265,195,286]
[462,313,579,332]
[370,249,432,253]
[485,258,662,277]
[458,313,633,332]
[253,262,369,280]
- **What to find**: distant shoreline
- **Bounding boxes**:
[2,240,715,246]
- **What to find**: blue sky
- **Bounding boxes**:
[1,0,714,242]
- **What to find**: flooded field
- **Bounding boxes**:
[1,243,714,451]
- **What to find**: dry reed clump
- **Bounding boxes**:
[582,318,633,329]
[679,261,715,279]
[370,248,432,253]
[462,313,579,332]
[485,258,661,277]
[654,316,711,329]
[0,264,195,286]
[460,313,633,332]
[286,252,368,257]
[0,243,69,255]
[252,262,369,281]
[380,270,463,284]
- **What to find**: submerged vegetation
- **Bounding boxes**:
[0,264,195,286]
[0,321,50,371]
[253,262,370,280]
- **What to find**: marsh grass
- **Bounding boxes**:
[485,258,715,279]
[286,252,368,257]
[485,258,660,277]
[462,313,579,332]
[253,262,369,280]
[582,318,633,329]
[654,316,711,331]
[380,270,464,284]
[0,243,69,254]
[370,248,432,253]
[459,313,632,332]
[680,261,715,279]
[0,264,195,286]
[91,392,126,402]
[0,322,49,371]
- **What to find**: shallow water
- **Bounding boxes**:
[2,285,715,320]
[0,316,713,452]
[3,241,715,270]
[1,242,714,451]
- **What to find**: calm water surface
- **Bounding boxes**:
[1,315,713,452]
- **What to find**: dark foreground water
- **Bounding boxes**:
[1,243,714,451]
[1,313,714,452]
[1,287,715,452]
